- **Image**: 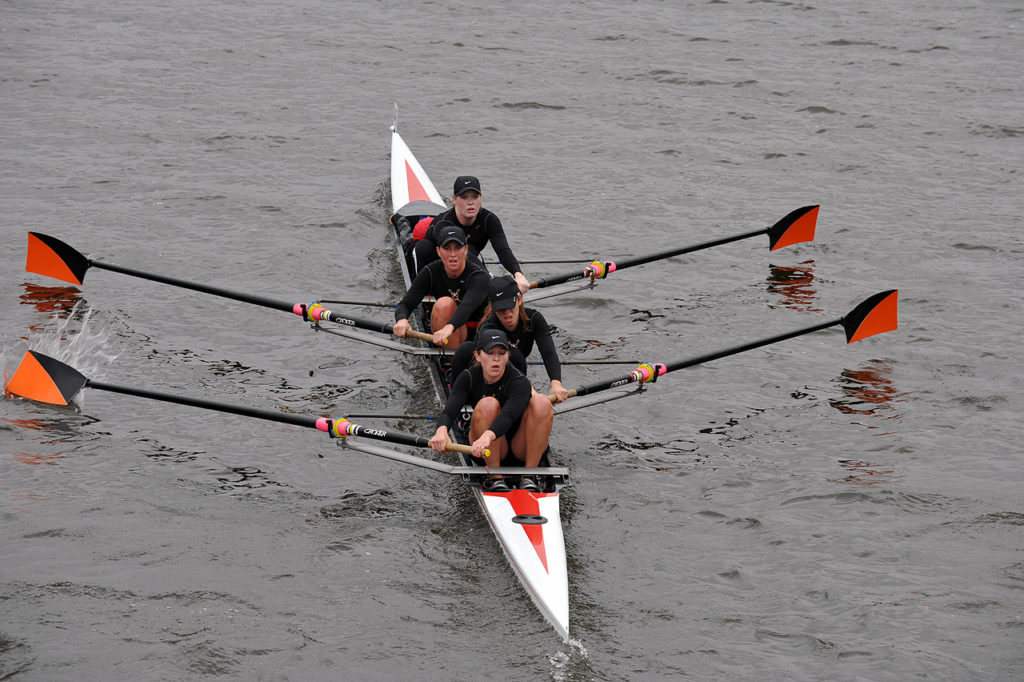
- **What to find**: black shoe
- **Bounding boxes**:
[518,476,540,492]
[483,477,510,492]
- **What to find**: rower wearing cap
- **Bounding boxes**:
[428,328,554,492]
[412,176,531,295]
[393,224,489,348]
[450,275,570,403]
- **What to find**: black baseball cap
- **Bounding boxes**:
[453,176,481,196]
[436,225,467,247]
[476,329,509,352]
[487,276,519,311]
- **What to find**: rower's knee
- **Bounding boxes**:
[472,396,501,422]
[528,393,555,420]
[431,297,457,327]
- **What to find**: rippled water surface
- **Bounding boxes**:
[2,1,1021,680]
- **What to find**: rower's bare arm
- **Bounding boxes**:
[549,379,569,403]
[429,426,450,452]
[513,272,530,294]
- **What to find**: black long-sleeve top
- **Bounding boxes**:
[426,207,522,276]
[438,363,533,439]
[478,308,562,382]
[394,259,489,331]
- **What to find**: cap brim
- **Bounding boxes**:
[454,188,481,196]
[478,341,508,352]
[490,298,517,311]
[438,238,466,247]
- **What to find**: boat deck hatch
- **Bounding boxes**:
[512,514,548,525]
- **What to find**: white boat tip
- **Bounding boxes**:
[389,125,396,132]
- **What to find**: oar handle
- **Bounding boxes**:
[405,329,436,342]
[444,443,479,456]
[548,389,579,403]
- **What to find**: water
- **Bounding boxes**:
[2,0,1021,679]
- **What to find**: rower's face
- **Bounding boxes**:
[476,346,508,380]
[453,191,481,223]
[496,300,519,329]
[437,242,467,274]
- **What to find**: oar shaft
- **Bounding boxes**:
[317,307,395,334]
[86,380,320,429]
[613,228,766,271]
[528,206,818,291]
[87,379,474,453]
[92,260,296,313]
[530,228,767,289]
[316,307,434,342]
[322,419,477,455]
[569,317,840,397]
[662,318,839,373]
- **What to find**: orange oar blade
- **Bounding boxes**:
[768,205,819,251]
[842,290,899,343]
[6,350,88,405]
[26,232,90,285]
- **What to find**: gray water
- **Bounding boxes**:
[2,1,1021,680]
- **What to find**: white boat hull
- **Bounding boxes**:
[389,120,571,640]
[476,489,570,640]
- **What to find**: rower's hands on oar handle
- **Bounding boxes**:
[548,380,570,404]
[393,318,411,338]
[428,425,450,453]
[432,324,454,347]
[471,430,496,459]
[430,425,491,458]
[548,386,579,404]
[513,272,530,295]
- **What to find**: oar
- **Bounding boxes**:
[6,350,486,457]
[549,289,898,402]
[24,232,434,343]
[529,205,819,290]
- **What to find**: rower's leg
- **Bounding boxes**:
[469,397,508,465]
[430,297,468,347]
[509,393,554,468]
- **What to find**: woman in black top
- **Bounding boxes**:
[451,276,570,403]
[412,176,530,294]
[393,225,489,348]
[429,329,554,492]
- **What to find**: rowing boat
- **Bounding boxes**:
[14,125,899,642]
[388,116,572,640]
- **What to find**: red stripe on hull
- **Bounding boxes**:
[405,161,433,203]
[484,490,557,572]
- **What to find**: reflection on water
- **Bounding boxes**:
[766,260,821,312]
[828,459,899,487]
[5,490,52,512]
[19,283,82,316]
[829,359,905,433]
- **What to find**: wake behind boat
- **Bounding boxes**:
[387,115,572,640]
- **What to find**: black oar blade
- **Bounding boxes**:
[6,350,88,405]
[767,205,819,251]
[27,233,90,285]
[842,290,899,343]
